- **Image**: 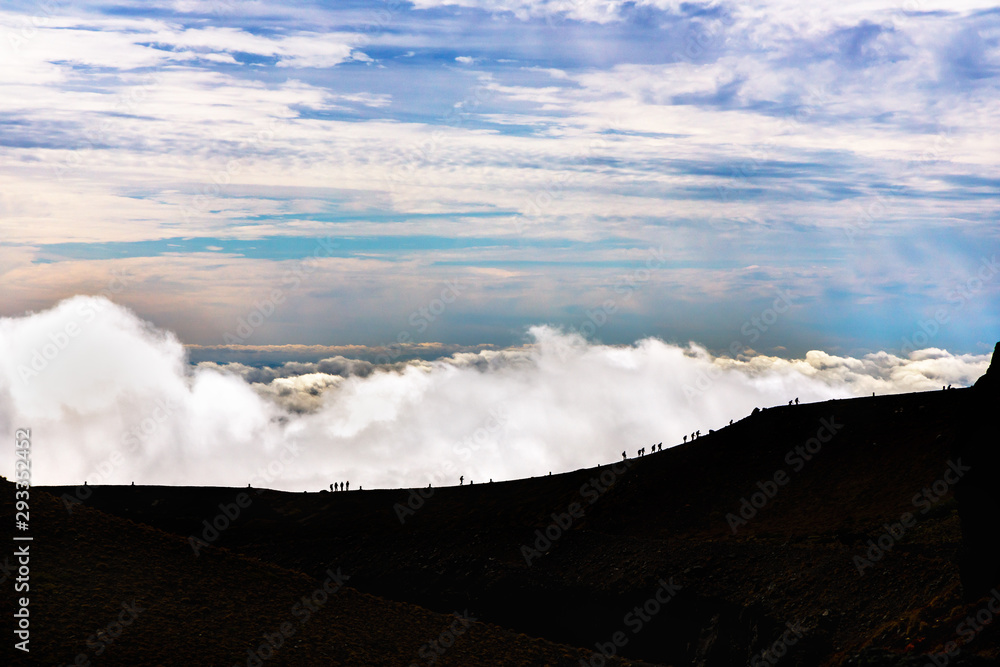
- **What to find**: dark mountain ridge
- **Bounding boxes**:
[8,344,999,665]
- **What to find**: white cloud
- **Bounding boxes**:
[408,0,686,24]
[406,0,1000,26]
[0,297,990,490]
[0,14,364,74]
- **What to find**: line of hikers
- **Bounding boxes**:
[623,396,808,460]
[626,442,664,459]
[333,396,818,493]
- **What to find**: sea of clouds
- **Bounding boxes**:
[0,296,991,491]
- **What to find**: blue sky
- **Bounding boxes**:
[2,0,999,358]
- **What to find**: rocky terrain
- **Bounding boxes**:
[4,344,999,665]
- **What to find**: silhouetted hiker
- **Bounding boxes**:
[490,479,493,483]
[795,397,799,405]
[470,480,473,484]
[948,384,953,390]
[460,476,464,485]
[346,481,349,491]
[622,450,626,460]
[330,483,334,492]
[789,399,793,405]
[696,430,700,438]
[131,481,134,486]
[729,419,733,425]
[683,435,687,443]
[691,432,695,440]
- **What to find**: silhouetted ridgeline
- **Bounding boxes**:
[5,342,997,665]
[956,341,1000,599]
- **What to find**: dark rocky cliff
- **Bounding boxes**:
[957,341,1000,598]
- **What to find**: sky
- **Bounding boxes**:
[1,1,999,489]
[0,0,997,356]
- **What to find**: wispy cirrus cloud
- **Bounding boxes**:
[0,0,998,352]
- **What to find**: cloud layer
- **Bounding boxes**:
[0,297,990,491]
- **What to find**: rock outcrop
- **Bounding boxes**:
[956,341,1000,598]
